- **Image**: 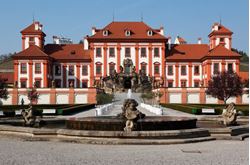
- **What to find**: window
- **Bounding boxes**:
[55,65,61,76]
[55,79,61,88]
[20,80,27,88]
[68,66,75,76]
[125,30,131,36]
[96,48,102,57]
[21,63,27,74]
[181,66,186,75]
[103,30,108,36]
[96,65,102,74]
[168,81,173,87]
[194,66,199,75]
[147,30,153,36]
[125,48,131,57]
[109,64,115,75]
[82,80,88,88]
[35,63,41,74]
[181,80,186,87]
[213,63,219,74]
[154,65,160,74]
[220,38,224,42]
[141,64,147,74]
[168,66,173,75]
[68,79,75,87]
[141,48,146,57]
[34,80,41,88]
[194,81,200,87]
[109,47,115,57]
[82,65,88,76]
[228,63,233,73]
[154,48,159,57]
[29,37,35,42]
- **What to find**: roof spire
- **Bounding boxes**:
[112,10,115,22]
[219,15,222,25]
[32,12,35,23]
[141,12,143,22]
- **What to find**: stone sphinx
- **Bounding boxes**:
[222,102,237,126]
[118,99,145,132]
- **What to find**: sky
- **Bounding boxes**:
[0,0,248,55]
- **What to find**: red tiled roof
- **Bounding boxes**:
[13,45,49,59]
[21,22,46,36]
[177,36,187,44]
[44,44,91,61]
[166,44,209,61]
[207,44,240,57]
[208,24,233,36]
[0,72,13,84]
[88,22,167,41]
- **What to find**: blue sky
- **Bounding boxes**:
[0,0,248,55]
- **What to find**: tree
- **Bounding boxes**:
[206,71,243,104]
[0,77,8,100]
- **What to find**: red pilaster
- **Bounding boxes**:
[175,64,179,87]
[221,60,226,72]
[12,88,18,105]
[89,43,94,87]
[161,45,166,87]
[200,88,206,104]
[181,88,187,103]
[103,44,107,76]
[135,44,139,72]
[148,44,152,76]
[188,63,192,87]
[117,43,121,72]
[50,88,56,104]
[76,64,80,88]
[69,88,75,104]
[13,61,19,86]
[43,61,48,88]
[28,60,33,88]
[206,60,211,86]
[63,64,67,88]
[235,59,240,74]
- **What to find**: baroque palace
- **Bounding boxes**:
[1,21,248,105]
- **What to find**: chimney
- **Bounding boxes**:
[167,36,171,50]
[159,26,164,35]
[34,21,39,30]
[198,37,202,44]
[92,27,96,35]
[212,23,219,31]
[84,36,89,50]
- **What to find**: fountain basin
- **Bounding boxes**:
[66,116,197,131]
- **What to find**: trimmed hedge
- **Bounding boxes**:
[161,103,249,116]
[56,104,95,115]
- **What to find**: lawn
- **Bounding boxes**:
[161,103,249,116]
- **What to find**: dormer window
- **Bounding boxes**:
[125,30,131,36]
[103,30,109,36]
[147,30,153,36]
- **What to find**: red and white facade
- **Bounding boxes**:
[5,21,248,105]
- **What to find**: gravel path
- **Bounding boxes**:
[0,136,248,165]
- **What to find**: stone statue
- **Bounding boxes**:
[21,104,42,127]
[222,102,237,126]
[118,99,145,132]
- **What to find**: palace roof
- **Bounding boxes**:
[208,23,233,37]
[21,22,46,36]
[44,44,91,61]
[87,21,167,41]
[13,45,50,59]
[166,44,240,61]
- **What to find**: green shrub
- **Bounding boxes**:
[96,93,114,105]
